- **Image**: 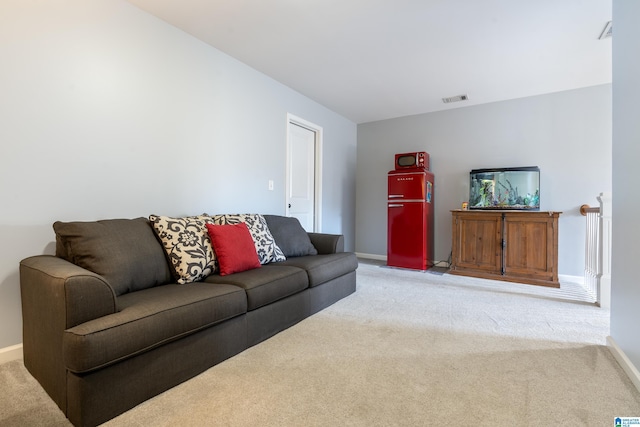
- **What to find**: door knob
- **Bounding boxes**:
[288,204,292,208]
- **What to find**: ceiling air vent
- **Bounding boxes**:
[599,21,612,39]
[442,94,468,104]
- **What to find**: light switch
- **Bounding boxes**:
[268,180,274,191]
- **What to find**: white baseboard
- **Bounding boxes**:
[607,336,640,393]
[0,344,23,365]
[356,252,387,261]
[558,274,584,284]
[357,256,585,279]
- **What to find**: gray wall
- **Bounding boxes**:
[356,85,612,276]
[611,0,640,374]
[0,0,356,349]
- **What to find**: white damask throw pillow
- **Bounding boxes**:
[210,214,286,264]
[149,214,216,284]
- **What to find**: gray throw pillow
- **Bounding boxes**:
[263,215,318,258]
[53,218,172,296]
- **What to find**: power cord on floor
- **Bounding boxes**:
[427,251,452,269]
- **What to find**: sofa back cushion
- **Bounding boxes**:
[263,215,318,257]
[53,218,172,296]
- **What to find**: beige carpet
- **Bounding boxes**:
[2,260,639,426]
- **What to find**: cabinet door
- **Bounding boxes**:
[452,212,502,274]
[503,213,557,282]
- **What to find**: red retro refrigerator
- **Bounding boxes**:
[387,169,434,270]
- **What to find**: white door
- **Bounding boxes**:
[286,116,321,232]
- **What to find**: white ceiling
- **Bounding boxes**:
[124,0,612,124]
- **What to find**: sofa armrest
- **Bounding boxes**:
[307,233,344,254]
[20,255,118,410]
[20,255,118,329]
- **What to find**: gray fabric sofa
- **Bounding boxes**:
[20,215,357,427]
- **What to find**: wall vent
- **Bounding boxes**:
[599,21,612,39]
[442,94,468,104]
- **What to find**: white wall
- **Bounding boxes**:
[610,0,640,376]
[356,85,612,276]
[0,0,356,349]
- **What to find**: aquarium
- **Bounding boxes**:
[469,166,540,210]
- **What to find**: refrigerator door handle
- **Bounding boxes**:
[389,194,404,198]
[388,204,404,208]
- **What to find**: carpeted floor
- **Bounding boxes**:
[1,260,639,426]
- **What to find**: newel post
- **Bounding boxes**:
[597,192,612,309]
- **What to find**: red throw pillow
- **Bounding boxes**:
[206,223,261,276]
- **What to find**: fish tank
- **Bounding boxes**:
[469,166,540,210]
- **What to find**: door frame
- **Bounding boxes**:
[286,113,323,232]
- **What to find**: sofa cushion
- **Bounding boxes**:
[149,214,217,284]
[206,223,261,276]
[275,253,359,287]
[53,218,172,296]
[263,215,318,257]
[211,214,286,264]
[204,265,307,311]
[63,283,247,373]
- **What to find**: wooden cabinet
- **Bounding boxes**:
[450,210,560,287]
